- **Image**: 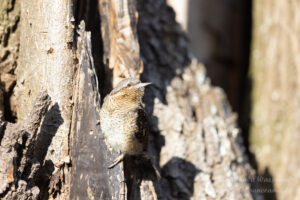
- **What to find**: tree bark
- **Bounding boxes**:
[250,1,300,199]
[0,90,51,199]
[1,0,75,199]
[0,0,255,199]
[70,22,125,200]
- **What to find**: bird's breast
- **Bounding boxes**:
[99,107,144,154]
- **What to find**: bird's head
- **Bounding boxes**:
[107,78,151,106]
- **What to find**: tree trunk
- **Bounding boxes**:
[1,0,75,199]
[250,1,300,200]
[0,0,255,199]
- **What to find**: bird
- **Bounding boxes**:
[100,78,159,178]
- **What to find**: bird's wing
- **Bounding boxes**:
[135,106,149,152]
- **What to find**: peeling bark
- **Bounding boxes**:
[99,0,143,87]
[0,90,51,199]
[70,22,124,200]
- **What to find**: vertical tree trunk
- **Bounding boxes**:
[250,1,300,199]
[1,0,75,199]
[16,1,75,199]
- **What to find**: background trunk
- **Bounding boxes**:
[0,0,255,199]
[250,1,300,199]
[167,0,252,116]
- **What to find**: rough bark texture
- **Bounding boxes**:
[0,90,51,199]
[99,0,143,88]
[6,0,75,199]
[250,1,300,199]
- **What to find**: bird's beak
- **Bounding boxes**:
[136,82,152,88]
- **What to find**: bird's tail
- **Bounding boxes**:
[138,153,161,180]
[124,153,160,181]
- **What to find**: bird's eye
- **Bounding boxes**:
[127,83,132,87]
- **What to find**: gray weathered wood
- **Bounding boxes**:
[70,22,124,200]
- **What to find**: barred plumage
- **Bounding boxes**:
[99,78,152,169]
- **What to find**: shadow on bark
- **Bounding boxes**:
[34,103,64,199]
[1,81,17,122]
[161,157,200,199]
[0,121,7,144]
